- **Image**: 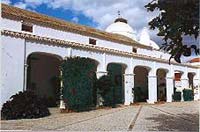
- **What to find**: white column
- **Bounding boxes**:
[96,53,107,107]
[147,75,157,104]
[124,74,134,105]
[96,71,107,79]
[59,69,65,110]
[166,76,174,102]
[23,63,28,91]
[67,47,72,57]
[193,76,200,101]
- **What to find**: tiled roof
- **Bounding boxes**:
[1,3,152,49]
[189,58,200,63]
[2,29,199,69]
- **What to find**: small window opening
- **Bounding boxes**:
[89,38,96,45]
[22,23,33,32]
[132,47,137,53]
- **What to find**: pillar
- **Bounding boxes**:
[59,68,65,110]
[166,76,174,102]
[193,76,200,101]
[124,74,134,105]
[23,63,28,91]
[147,75,157,104]
[96,71,107,107]
[96,71,107,79]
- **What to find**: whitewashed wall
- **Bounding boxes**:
[1,36,25,107]
[137,48,171,60]
[1,18,200,108]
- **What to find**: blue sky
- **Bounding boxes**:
[2,0,98,27]
[2,0,158,37]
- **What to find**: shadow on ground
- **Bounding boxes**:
[146,113,199,131]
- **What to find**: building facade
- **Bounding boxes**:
[1,4,200,108]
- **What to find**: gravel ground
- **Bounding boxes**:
[1,101,199,131]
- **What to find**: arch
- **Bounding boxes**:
[133,66,151,102]
[174,70,185,80]
[27,52,63,62]
[156,68,169,73]
[156,69,168,102]
[78,56,99,65]
[106,63,126,105]
[134,65,152,72]
[107,62,127,71]
[26,52,63,107]
[188,72,196,90]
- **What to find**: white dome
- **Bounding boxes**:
[105,18,137,41]
[139,27,160,49]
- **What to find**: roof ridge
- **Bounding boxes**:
[1,3,152,49]
[2,29,199,69]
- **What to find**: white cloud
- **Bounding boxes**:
[46,0,160,42]
[23,0,52,8]
[9,0,162,44]
[71,16,79,23]
[14,2,27,9]
[1,0,11,4]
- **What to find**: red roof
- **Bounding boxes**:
[190,58,200,63]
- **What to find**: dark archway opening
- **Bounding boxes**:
[27,52,62,107]
[134,66,149,102]
[107,63,125,105]
[188,73,195,90]
[157,69,167,102]
[188,73,195,96]
[61,57,98,111]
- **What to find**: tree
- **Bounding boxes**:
[145,0,199,63]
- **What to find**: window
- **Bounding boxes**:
[89,38,96,45]
[22,23,33,32]
[132,47,137,53]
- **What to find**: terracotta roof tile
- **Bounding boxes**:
[2,29,199,69]
[1,3,152,49]
[189,58,200,63]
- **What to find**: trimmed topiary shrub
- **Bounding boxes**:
[95,75,116,107]
[61,57,97,111]
[107,64,124,105]
[133,86,148,102]
[172,92,181,101]
[1,91,50,120]
[183,89,194,101]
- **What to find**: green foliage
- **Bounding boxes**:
[107,64,124,104]
[95,75,116,107]
[134,87,148,102]
[1,91,50,120]
[95,64,124,107]
[61,57,97,111]
[145,0,199,63]
[183,89,194,101]
[172,92,181,101]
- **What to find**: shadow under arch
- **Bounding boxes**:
[26,52,63,107]
[69,56,100,72]
[188,72,196,91]
[133,65,151,102]
[105,62,127,105]
[156,68,168,102]
[27,52,63,61]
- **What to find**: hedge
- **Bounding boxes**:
[61,57,97,111]
[172,92,181,101]
[1,91,50,120]
[107,64,124,104]
[183,89,194,101]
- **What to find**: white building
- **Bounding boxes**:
[1,4,200,108]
